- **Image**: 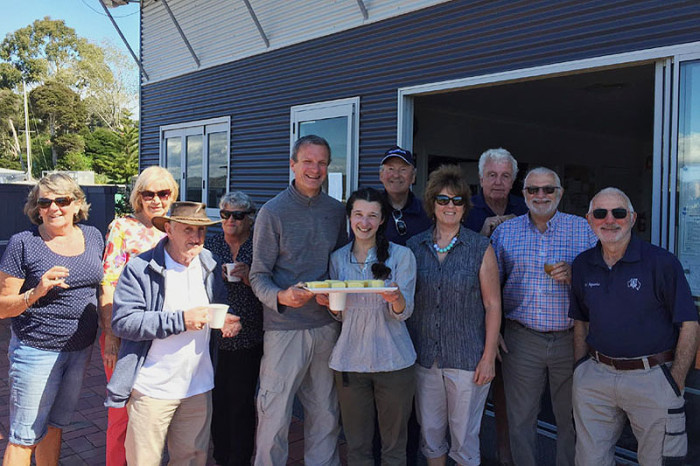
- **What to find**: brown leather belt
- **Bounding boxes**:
[589,349,674,371]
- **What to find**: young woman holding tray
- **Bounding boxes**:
[317,186,417,465]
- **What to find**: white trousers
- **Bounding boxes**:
[414,363,490,466]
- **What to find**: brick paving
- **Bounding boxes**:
[0,319,344,465]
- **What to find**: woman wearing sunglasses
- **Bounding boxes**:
[204,191,263,466]
[316,186,416,465]
[406,165,501,466]
[99,165,178,466]
[0,173,104,465]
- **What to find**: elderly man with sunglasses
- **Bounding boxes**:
[569,188,699,466]
[490,167,597,466]
[379,146,431,245]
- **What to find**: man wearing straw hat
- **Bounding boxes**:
[106,201,242,466]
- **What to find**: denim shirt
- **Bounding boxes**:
[328,242,417,373]
[407,226,490,371]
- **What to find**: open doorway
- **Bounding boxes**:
[412,64,655,241]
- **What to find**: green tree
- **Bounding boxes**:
[0,89,23,169]
[0,17,82,85]
[92,120,138,183]
[29,81,86,166]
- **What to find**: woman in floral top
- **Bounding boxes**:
[204,191,264,466]
[99,166,178,466]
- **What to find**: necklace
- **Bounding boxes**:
[433,235,458,254]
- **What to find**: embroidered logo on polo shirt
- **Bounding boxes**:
[627,278,641,291]
[584,282,600,287]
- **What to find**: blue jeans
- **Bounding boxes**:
[7,333,92,445]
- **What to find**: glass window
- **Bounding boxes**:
[677,60,700,297]
[291,97,359,202]
[160,117,230,215]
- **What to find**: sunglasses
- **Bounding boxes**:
[140,190,171,201]
[392,210,407,236]
[524,186,560,195]
[220,210,252,221]
[435,194,465,206]
[37,197,73,209]
[591,208,628,220]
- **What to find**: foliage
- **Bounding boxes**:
[0,89,22,165]
[0,18,139,182]
[91,119,139,183]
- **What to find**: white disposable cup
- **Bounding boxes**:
[224,263,241,282]
[328,292,347,312]
[208,304,229,329]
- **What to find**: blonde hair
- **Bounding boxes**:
[130,166,179,213]
[24,173,90,225]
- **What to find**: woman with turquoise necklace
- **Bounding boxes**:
[406,165,501,466]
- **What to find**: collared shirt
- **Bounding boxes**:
[491,211,598,332]
[570,234,698,358]
[406,226,491,371]
[383,190,432,246]
[464,193,528,233]
[328,242,417,372]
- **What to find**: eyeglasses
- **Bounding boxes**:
[524,186,560,195]
[140,190,171,201]
[591,208,628,220]
[37,197,73,209]
[392,210,407,236]
[220,209,253,221]
[435,194,465,206]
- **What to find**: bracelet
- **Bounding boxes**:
[23,289,33,308]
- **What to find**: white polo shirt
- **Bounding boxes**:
[133,251,214,399]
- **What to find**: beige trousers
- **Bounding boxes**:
[125,389,212,466]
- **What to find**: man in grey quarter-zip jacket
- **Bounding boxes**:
[250,135,347,466]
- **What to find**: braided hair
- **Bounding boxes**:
[346,187,392,280]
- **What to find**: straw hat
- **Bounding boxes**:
[152,201,221,232]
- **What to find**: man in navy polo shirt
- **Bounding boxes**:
[465,147,528,237]
[379,146,431,246]
[570,187,699,465]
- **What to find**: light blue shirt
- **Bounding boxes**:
[328,242,417,372]
[491,211,598,331]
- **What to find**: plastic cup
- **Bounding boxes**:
[224,263,241,282]
[329,292,347,312]
[208,304,229,329]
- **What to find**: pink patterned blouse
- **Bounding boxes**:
[101,215,166,286]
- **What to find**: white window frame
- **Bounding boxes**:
[290,97,360,201]
[159,116,231,217]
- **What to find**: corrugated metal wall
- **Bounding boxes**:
[140,0,700,205]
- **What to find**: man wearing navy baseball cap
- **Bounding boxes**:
[379,146,431,245]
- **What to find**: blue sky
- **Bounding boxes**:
[0,0,140,56]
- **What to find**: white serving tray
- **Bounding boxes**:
[303,286,398,294]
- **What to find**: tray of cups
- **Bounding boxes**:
[303,280,398,294]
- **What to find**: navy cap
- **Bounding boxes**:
[380,146,415,167]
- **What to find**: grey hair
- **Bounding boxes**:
[523,167,562,188]
[478,148,518,178]
[588,187,635,214]
[291,135,331,163]
[219,191,257,220]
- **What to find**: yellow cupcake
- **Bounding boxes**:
[329,281,346,288]
[345,280,365,288]
[369,280,385,288]
[306,281,328,288]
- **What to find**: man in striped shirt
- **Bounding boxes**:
[491,167,597,466]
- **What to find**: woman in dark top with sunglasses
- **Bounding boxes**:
[0,173,104,465]
[406,165,501,466]
[205,191,264,466]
